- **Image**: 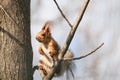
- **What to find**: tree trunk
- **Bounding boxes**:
[0,0,33,80]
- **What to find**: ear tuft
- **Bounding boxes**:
[42,25,46,30]
[42,21,51,30]
[46,26,50,33]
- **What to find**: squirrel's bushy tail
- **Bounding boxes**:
[55,50,75,79]
[64,50,74,58]
[64,50,75,79]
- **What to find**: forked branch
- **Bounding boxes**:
[59,0,90,59]
[43,0,90,80]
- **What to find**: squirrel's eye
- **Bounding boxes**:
[42,33,45,36]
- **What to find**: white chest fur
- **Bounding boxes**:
[40,44,53,67]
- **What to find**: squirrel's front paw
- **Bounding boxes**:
[39,48,45,55]
[39,65,48,75]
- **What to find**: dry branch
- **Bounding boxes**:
[59,0,90,59]
[63,43,104,61]
[43,0,90,80]
[53,0,72,27]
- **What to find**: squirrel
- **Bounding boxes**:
[36,22,74,78]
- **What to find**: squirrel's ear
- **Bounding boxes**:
[46,26,50,33]
[42,25,46,30]
[42,22,50,30]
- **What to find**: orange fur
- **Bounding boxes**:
[39,45,44,55]
[36,22,74,77]
[49,39,59,56]
[36,22,59,75]
[36,22,59,56]
[39,65,47,75]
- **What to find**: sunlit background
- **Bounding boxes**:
[31,0,120,80]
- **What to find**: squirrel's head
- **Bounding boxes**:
[36,22,51,43]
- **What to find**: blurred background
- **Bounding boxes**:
[31,0,120,80]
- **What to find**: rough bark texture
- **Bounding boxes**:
[0,0,33,80]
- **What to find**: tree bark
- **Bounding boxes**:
[0,0,33,80]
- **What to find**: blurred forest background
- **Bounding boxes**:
[31,0,120,80]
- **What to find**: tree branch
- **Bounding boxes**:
[53,0,72,27]
[43,0,90,80]
[59,0,90,59]
[63,43,104,61]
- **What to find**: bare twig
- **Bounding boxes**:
[63,43,104,61]
[43,0,90,80]
[53,0,72,27]
[59,0,90,59]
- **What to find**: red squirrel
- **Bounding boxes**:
[36,22,74,77]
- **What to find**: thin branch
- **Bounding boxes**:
[53,0,72,27]
[63,43,104,61]
[59,0,90,59]
[43,0,90,80]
